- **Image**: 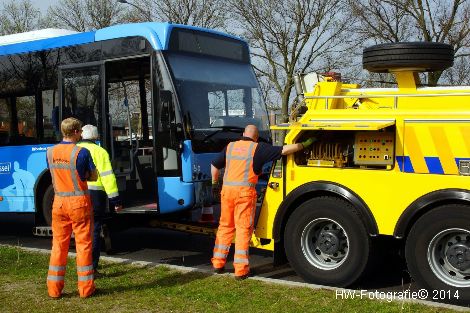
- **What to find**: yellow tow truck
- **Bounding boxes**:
[252,42,470,302]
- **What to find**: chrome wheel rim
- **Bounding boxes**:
[427,228,470,287]
[301,218,349,270]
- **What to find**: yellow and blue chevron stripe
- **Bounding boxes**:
[398,121,470,174]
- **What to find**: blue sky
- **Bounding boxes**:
[0,0,60,13]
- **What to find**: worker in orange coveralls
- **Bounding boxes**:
[46,117,98,298]
[210,124,315,279]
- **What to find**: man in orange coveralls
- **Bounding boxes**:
[46,117,98,298]
[211,124,315,279]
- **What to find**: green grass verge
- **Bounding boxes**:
[0,246,462,313]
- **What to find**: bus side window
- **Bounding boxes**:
[0,96,38,145]
[42,90,60,142]
[15,96,37,144]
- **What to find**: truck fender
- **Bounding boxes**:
[272,181,378,243]
[394,188,470,239]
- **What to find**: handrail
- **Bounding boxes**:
[304,92,470,109]
[304,92,470,99]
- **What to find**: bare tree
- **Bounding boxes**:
[129,0,227,29]
[0,0,42,35]
[230,0,352,123]
[349,0,470,86]
[46,0,127,32]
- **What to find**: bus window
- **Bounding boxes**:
[62,67,101,130]
[42,90,60,142]
[165,52,270,152]
[16,96,36,139]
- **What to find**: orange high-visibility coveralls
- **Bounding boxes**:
[46,144,95,298]
[211,140,258,277]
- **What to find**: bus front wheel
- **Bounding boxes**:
[284,196,370,287]
[405,205,470,303]
[42,185,54,226]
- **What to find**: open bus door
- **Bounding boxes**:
[103,56,159,213]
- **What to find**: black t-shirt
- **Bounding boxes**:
[211,137,283,175]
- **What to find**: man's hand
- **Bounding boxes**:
[301,137,316,148]
[115,205,123,213]
[211,181,220,203]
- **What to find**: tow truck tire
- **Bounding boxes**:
[405,205,470,304]
[284,196,370,287]
[363,42,454,73]
[42,185,54,226]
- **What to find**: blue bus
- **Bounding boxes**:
[0,22,271,226]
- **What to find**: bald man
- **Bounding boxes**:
[210,125,315,279]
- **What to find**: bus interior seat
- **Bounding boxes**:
[135,153,153,191]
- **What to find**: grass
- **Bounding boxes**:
[0,246,464,313]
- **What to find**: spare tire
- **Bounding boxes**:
[363,42,454,73]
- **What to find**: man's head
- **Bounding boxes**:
[82,124,99,141]
[243,124,259,142]
[61,117,82,142]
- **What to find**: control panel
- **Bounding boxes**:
[353,132,394,165]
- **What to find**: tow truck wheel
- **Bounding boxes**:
[405,205,470,303]
[284,196,370,287]
[42,185,54,226]
[363,42,454,73]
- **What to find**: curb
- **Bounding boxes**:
[3,244,470,312]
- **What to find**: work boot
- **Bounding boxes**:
[234,272,250,280]
[213,267,225,274]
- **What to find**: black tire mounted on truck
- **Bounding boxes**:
[363,42,454,73]
[42,184,54,226]
[406,205,470,303]
[284,196,370,287]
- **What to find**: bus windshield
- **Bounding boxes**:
[165,52,270,152]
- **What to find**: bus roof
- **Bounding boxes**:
[0,22,246,57]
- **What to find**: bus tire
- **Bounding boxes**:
[284,196,370,287]
[42,185,54,226]
[405,205,470,304]
[363,42,454,73]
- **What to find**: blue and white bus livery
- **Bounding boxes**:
[0,22,270,226]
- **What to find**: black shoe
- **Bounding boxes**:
[213,267,225,274]
[234,272,250,280]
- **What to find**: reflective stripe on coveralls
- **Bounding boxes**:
[47,144,95,298]
[212,140,258,276]
[77,141,119,199]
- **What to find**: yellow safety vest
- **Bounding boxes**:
[77,141,119,199]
